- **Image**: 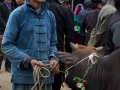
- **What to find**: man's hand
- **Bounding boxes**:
[30,59,44,69]
[49,60,60,74]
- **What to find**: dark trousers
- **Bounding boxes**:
[52,64,65,90]
[0,56,11,69]
[0,31,11,69]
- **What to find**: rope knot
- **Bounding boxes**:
[87,53,99,65]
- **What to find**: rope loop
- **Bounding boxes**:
[31,61,51,90]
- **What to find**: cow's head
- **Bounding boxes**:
[55,43,99,89]
[55,43,98,66]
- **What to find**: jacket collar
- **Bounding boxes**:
[25,0,49,16]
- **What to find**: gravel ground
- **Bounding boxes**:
[0,60,71,90]
[0,59,11,90]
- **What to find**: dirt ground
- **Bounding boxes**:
[0,60,71,90]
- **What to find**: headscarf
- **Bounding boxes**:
[74,4,84,15]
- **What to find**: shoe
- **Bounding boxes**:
[6,68,11,73]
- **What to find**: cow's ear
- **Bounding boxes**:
[55,51,74,64]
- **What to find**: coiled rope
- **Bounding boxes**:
[31,61,51,90]
[31,61,65,90]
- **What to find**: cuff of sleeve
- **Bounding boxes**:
[49,54,59,61]
[21,55,34,69]
[50,56,56,60]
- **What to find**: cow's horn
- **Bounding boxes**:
[70,42,78,50]
[96,46,103,52]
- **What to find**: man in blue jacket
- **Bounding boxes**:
[1,0,59,90]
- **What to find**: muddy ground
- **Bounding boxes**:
[0,60,71,90]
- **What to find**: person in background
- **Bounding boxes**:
[0,0,3,3]
[58,0,74,19]
[1,0,59,90]
[58,0,69,8]
[78,0,92,23]
[47,0,74,90]
[105,0,120,55]
[15,0,24,6]
[88,0,116,55]
[80,0,106,46]
[78,0,92,45]
[0,0,15,72]
[74,4,84,44]
[12,0,17,7]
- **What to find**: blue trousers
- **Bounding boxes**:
[0,56,11,69]
[12,83,52,90]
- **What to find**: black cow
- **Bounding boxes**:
[55,43,120,90]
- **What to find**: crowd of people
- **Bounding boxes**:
[0,0,120,90]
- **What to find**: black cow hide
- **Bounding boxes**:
[55,49,120,90]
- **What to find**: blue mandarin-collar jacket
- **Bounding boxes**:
[1,2,58,84]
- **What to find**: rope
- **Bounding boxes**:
[73,54,99,90]
[87,53,99,65]
[31,61,65,90]
[31,53,98,90]
[65,53,99,75]
[83,60,97,80]
[31,61,51,90]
